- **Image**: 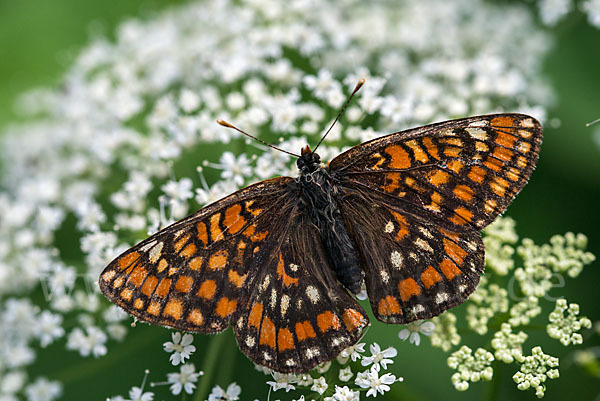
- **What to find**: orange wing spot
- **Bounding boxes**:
[468,166,486,184]
[175,276,194,293]
[210,213,223,242]
[164,299,183,320]
[405,140,429,163]
[197,222,209,247]
[259,317,276,348]
[506,167,521,182]
[398,278,421,301]
[248,302,263,329]
[102,270,116,283]
[141,275,159,297]
[133,298,144,309]
[295,321,317,342]
[385,144,412,169]
[491,176,509,197]
[128,266,147,287]
[277,254,299,287]
[157,259,168,273]
[443,239,467,265]
[119,251,140,271]
[484,199,497,214]
[112,277,124,289]
[216,297,237,318]
[390,210,410,240]
[188,256,203,271]
[180,243,197,259]
[208,250,228,270]
[491,116,514,127]
[516,155,528,169]
[495,131,517,148]
[317,311,341,333]
[197,280,216,300]
[343,308,366,331]
[421,266,442,289]
[188,309,204,326]
[382,172,402,193]
[228,270,247,288]
[370,153,386,170]
[147,301,161,316]
[224,204,247,234]
[450,206,473,225]
[120,288,133,301]
[245,200,263,216]
[493,147,513,162]
[427,170,450,187]
[439,227,460,242]
[518,129,533,139]
[440,258,462,280]
[174,233,191,253]
[377,296,402,316]
[483,156,503,172]
[155,278,172,298]
[424,191,443,213]
[423,137,439,159]
[277,328,295,351]
[447,160,464,173]
[243,224,269,242]
[453,184,474,201]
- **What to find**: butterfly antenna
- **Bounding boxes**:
[313,78,366,152]
[585,117,600,127]
[216,120,301,158]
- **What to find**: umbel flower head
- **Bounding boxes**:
[0,0,597,399]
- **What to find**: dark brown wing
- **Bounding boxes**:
[329,114,542,323]
[330,114,542,231]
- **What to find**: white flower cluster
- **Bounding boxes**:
[466,280,509,335]
[429,313,461,352]
[447,346,494,391]
[537,0,600,28]
[264,341,402,399]
[547,299,592,346]
[491,323,528,364]
[512,346,559,398]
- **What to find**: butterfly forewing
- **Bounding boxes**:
[331,114,542,230]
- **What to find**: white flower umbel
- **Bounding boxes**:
[447,346,494,391]
[491,323,528,364]
[398,320,435,346]
[429,313,461,352]
[355,365,400,398]
[325,385,360,401]
[512,346,559,398]
[24,377,62,401]
[162,332,196,366]
[547,299,592,346]
[207,382,241,401]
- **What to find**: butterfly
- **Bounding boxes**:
[99,86,542,373]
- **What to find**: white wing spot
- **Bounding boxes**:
[419,227,433,239]
[260,275,270,292]
[140,240,157,252]
[148,241,164,263]
[245,336,256,347]
[289,263,299,272]
[305,347,320,359]
[520,118,535,127]
[415,238,433,253]
[409,252,418,261]
[384,221,395,234]
[469,120,489,127]
[412,304,425,314]
[270,288,277,309]
[466,127,488,140]
[380,270,390,283]
[436,292,449,304]
[306,286,320,304]
[280,294,290,317]
[458,284,468,293]
[263,351,272,361]
[391,251,403,269]
[286,358,296,366]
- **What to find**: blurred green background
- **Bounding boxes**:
[1,1,599,400]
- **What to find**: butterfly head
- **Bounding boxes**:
[297,145,321,174]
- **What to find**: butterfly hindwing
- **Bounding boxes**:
[331,113,542,230]
[338,182,483,323]
[233,210,369,373]
[99,177,295,333]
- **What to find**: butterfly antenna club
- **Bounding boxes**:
[313,78,366,152]
[216,119,301,157]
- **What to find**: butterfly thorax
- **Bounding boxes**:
[296,146,365,294]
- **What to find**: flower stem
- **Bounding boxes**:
[193,332,227,401]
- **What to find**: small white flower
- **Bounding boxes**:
[161,178,193,202]
[330,385,360,401]
[311,376,328,395]
[24,378,62,401]
[355,365,398,397]
[361,343,397,370]
[35,310,64,347]
[338,366,353,382]
[66,326,107,358]
[398,320,435,346]
[163,332,196,366]
[266,373,296,392]
[167,363,202,395]
[207,382,241,401]
[126,386,153,401]
[214,152,253,186]
[339,342,366,362]
[179,89,201,112]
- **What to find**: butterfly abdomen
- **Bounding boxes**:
[297,162,365,294]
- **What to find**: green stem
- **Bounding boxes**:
[194,333,227,401]
[486,360,502,401]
